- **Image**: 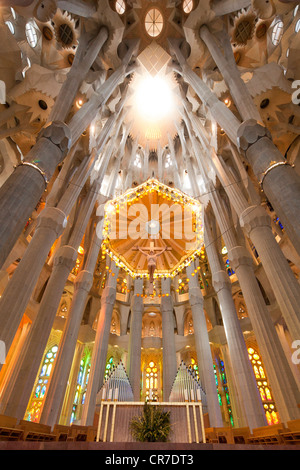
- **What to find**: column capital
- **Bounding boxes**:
[239,205,271,237]
[237,119,272,154]
[74,269,93,292]
[39,121,71,156]
[161,295,173,313]
[188,285,204,308]
[228,246,253,272]
[212,270,231,293]
[53,245,78,270]
[101,285,117,305]
[36,206,67,237]
[131,294,144,312]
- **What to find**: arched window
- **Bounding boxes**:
[70,351,91,424]
[144,360,160,401]
[25,22,38,48]
[25,345,58,422]
[248,347,279,425]
[214,360,233,426]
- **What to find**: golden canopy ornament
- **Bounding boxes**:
[101,178,204,281]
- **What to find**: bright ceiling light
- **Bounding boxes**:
[135,75,174,122]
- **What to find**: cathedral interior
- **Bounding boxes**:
[0,0,299,449]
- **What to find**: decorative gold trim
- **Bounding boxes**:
[260,161,294,187]
[15,162,48,186]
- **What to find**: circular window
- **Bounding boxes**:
[42,26,53,41]
[182,0,193,14]
[115,0,125,15]
[67,53,75,65]
[256,23,267,39]
[25,22,38,48]
[38,100,48,110]
[145,8,164,38]
[58,23,73,46]
[260,98,269,109]
[5,21,15,35]
[272,20,283,46]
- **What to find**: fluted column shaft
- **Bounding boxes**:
[81,261,119,426]
[127,278,144,401]
[39,224,102,427]
[170,39,300,256]
[204,213,267,430]
[161,278,177,402]
[211,152,300,341]
[187,263,224,427]
[0,181,100,419]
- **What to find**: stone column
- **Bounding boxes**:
[219,344,246,429]
[170,39,300,256]
[207,186,300,422]
[199,25,300,255]
[127,278,144,401]
[237,120,300,257]
[0,180,100,419]
[48,26,109,123]
[229,245,300,423]
[0,121,71,269]
[212,152,300,342]
[199,25,261,123]
[186,263,224,427]
[0,38,136,270]
[39,222,102,427]
[160,278,177,402]
[204,211,267,430]
[80,260,119,426]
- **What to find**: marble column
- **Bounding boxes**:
[0,38,136,270]
[212,152,300,342]
[204,211,267,430]
[199,25,261,123]
[80,260,119,426]
[199,25,300,255]
[186,263,224,428]
[127,278,144,401]
[170,39,300,256]
[0,180,101,419]
[0,121,71,269]
[39,221,102,427]
[160,278,177,402]
[208,186,300,422]
[48,26,109,123]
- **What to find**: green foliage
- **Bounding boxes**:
[130,402,171,442]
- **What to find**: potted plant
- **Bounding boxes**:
[130,402,171,442]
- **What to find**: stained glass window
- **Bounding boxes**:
[144,360,159,401]
[248,347,279,425]
[214,361,233,426]
[145,8,164,38]
[25,345,58,422]
[70,352,91,424]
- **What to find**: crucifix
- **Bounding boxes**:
[133,242,172,295]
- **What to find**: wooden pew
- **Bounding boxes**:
[16,420,56,441]
[279,419,300,445]
[205,426,234,444]
[247,423,286,445]
[52,424,72,441]
[0,415,23,441]
[69,424,88,441]
[232,427,251,444]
